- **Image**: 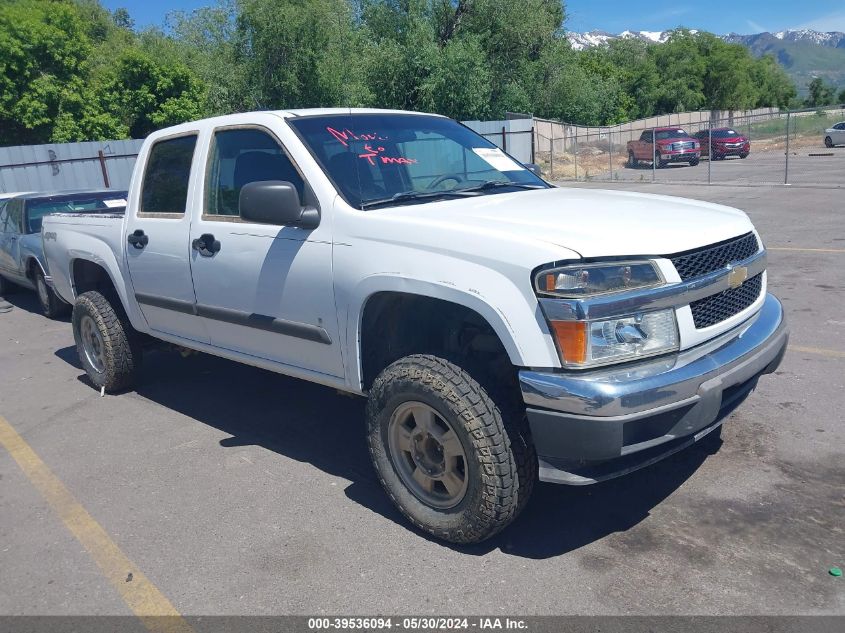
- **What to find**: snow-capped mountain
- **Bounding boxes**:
[566,28,845,50]
[565,28,845,95]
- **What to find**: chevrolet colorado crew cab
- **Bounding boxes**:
[627,127,701,168]
[42,109,788,544]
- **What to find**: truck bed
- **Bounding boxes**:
[42,212,127,306]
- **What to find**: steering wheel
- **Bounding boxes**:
[426,173,467,191]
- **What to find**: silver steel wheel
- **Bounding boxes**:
[80,315,106,374]
[387,401,469,509]
[36,274,49,309]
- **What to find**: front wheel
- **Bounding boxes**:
[689,157,700,167]
[36,269,69,318]
[628,150,638,168]
[366,355,532,544]
[72,290,141,393]
[824,136,834,148]
[739,152,749,159]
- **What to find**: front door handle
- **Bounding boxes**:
[192,233,221,257]
[127,230,148,249]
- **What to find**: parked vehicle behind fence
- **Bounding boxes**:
[0,189,127,317]
[694,128,750,160]
[823,122,845,148]
[627,127,701,168]
[42,109,787,544]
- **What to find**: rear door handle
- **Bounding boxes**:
[192,233,221,257]
[127,230,148,249]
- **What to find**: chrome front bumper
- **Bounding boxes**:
[519,293,788,484]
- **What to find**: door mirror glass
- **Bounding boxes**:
[239,181,319,228]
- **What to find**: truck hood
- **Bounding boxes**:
[656,137,695,145]
[385,187,755,259]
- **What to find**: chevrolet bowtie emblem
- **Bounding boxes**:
[727,265,748,289]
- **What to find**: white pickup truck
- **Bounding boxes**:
[42,109,788,543]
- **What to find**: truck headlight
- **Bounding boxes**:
[550,309,679,368]
[536,261,663,298]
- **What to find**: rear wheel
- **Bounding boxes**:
[72,290,141,393]
[366,355,531,544]
[35,269,69,318]
[824,136,834,148]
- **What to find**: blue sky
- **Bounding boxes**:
[102,0,845,34]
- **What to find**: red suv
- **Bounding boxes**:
[694,128,750,160]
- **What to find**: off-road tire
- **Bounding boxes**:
[36,269,69,318]
[72,290,141,393]
[366,355,530,544]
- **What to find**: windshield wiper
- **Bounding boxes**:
[360,181,545,209]
[361,189,477,209]
[455,180,546,194]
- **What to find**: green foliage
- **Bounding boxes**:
[839,88,845,105]
[805,77,837,107]
[0,0,207,145]
[0,0,91,144]
[0,0,806,145]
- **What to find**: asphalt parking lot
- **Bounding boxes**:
[1,182,843,617]
[598,145,845,186]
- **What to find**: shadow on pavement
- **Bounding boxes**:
[54,344,717,560]
[0,289,71,322]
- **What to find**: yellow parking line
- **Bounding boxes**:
[769,247,845,253]
[789,345,845,359]
[0,414,193,633]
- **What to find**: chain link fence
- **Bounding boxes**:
[534,106,845,187]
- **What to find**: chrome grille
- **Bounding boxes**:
[669,232,759,281]
[672,141,695,151]
[690,273,763,328]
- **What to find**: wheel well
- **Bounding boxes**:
[25,258,43,282]
[360,292,516,392]
[72,259,118,298]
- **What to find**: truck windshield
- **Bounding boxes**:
[655,130,690,141]
[288,113,547,209]
[25,192,128,233]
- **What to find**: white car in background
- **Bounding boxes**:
[823,122,845,147]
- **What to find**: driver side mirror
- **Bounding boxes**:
[239,180,320,229]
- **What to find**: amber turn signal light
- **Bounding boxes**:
[549,321,588,365]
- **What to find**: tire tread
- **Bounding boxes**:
[366,354,528,544]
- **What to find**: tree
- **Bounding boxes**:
[98,49,206,138]
[163,2,243,115]
[112,7,134,31]
[234,0,367,109]
[839,87,845,105]
[0,0,92,145]
[805,77,836,107]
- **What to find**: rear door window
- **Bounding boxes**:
[140,135,198,216]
